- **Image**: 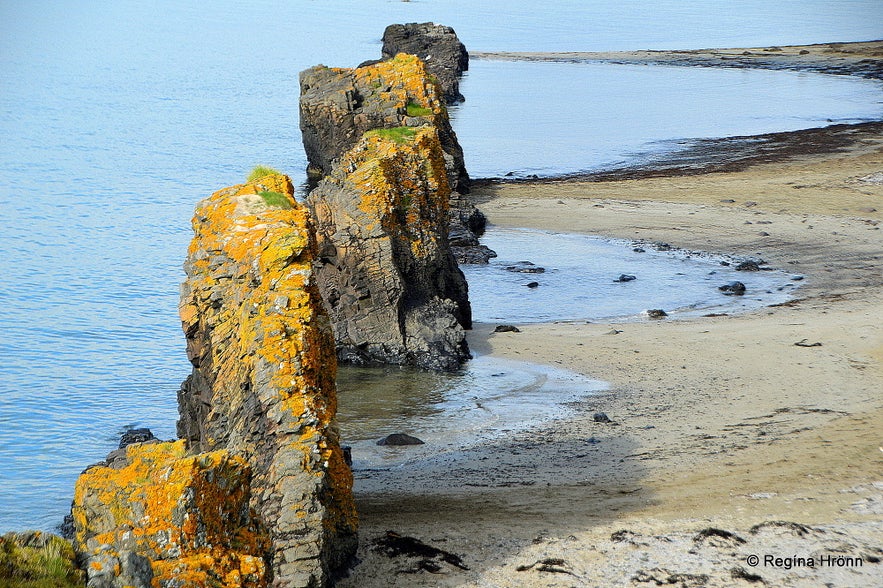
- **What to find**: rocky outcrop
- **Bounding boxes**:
[71,441,268,587]
[177,174,357,585]
[308,126,471,371]
[380,22,469,105]
[299,51,492,265]
[300,54,468,194]
[71,174,357,587]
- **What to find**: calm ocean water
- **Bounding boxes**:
[1,1,881,531]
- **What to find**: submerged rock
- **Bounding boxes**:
[719,281,747,295]
[308,127,471,371]
[381,22,469,105]
[505,262,545,274]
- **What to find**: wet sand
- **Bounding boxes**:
[337,42,883,587]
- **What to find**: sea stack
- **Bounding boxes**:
[72,174,358,587]
[300,53,475,370]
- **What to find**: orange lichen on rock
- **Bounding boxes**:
[72,174,355,587]
[349,127,451,259]
[177,174,357,586]
[308,127,471,371]
[299,53,469,195]
[71,441,268,587]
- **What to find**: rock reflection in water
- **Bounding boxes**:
[335,356,606,468]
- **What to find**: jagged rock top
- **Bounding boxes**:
[381,22,469,104]
[300,53,469,194]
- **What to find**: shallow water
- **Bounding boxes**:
[0,1,879,531]
[337,356,606,468]
[463,228,800,323]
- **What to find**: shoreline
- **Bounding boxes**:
[338,42,883,587]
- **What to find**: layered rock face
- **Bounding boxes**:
[72,441,267,587]
[309,126,471,371]
[381,22,469,105]
[72,175,357,587]
[299,52,492,264]
[177,174,357,585]
[300,54,468,194]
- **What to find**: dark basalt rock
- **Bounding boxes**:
[118,427,156,449]
[735,260,763,271]
[505,262,545,274]
[381,22,469,104]
[377,433,425,446]
[494,325,521,333]
[719,281,746,295]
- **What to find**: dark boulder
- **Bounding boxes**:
[494,325,521,333]
[719,281,746,295]
[377,433,425,446]
[505,262,545,274]
[118,427,155,449]
[735,260,762,271]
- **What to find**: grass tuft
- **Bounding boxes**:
[366,126,418,144]
[258,191,293,209]
[247,165,282,183]
[0,532,84,587]
[406,101,433,117]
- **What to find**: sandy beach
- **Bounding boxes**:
[336,44,883,587]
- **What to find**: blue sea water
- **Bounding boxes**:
[0,1,881,531]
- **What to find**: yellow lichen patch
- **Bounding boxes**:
[337,126,451,261]
[72,441,270,586]
[352,53,446,121]
[178,171,357,580]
